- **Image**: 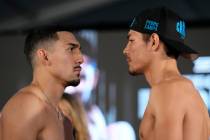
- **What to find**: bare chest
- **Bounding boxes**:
[38,110,65,140]
[139,108,155,140]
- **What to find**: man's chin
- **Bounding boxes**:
[129,71,138,76]
[128,69,142,76]
[67,79,80,87]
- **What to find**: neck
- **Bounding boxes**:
[32,68,65,106]
[144,57,180,87]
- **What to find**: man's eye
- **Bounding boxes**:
[70,47,74,51]
[67,47,72,52]
[68,46,76,51]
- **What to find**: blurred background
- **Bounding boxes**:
[0,0,210,139]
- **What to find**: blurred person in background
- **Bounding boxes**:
[64,54,108,140]
[59,93,90,140]
[64,54,136,140]
[62,31,135,140]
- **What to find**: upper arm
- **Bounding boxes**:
[151,84,186,140]
[1,92,45,140]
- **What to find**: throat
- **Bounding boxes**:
[33,82,64,121]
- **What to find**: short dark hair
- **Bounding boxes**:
[162,41,180,59]
[143,33,180,59]
[24,28,60,67]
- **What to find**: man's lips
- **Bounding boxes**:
[125,56,131,62]
[74,66,82,72]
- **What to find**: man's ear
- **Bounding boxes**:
[36,49,50,65]
[150,33,160,51]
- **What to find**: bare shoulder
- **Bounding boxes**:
[2,86,46,115]
[150,77,199,114]
[146,77,208,139]
[1,86,47,131]
[151,76,197,101]
[151,76,208,116]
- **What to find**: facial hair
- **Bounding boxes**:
[128,66,143,76]
[129,70,139,76]
[66,79,80,87]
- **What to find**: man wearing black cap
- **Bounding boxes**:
[123,7,209,140]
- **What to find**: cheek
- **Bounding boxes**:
[131,48,143,61]
[131,50,148,67]
[52,55,74,72]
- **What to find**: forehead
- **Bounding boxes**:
[128,30,143,38]
[57,31,80,45]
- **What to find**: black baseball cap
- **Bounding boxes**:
[130,6,199,60]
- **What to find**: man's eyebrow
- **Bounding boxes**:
[68,43,79,47]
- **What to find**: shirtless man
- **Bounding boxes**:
[123,7,209,140]
[1,27,84,140]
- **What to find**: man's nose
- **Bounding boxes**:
[76,51,84,64]
[123,46,128,56]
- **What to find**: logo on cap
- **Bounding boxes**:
[130,18,136,27]
[144,20,159,31]
[176,21,186,39]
